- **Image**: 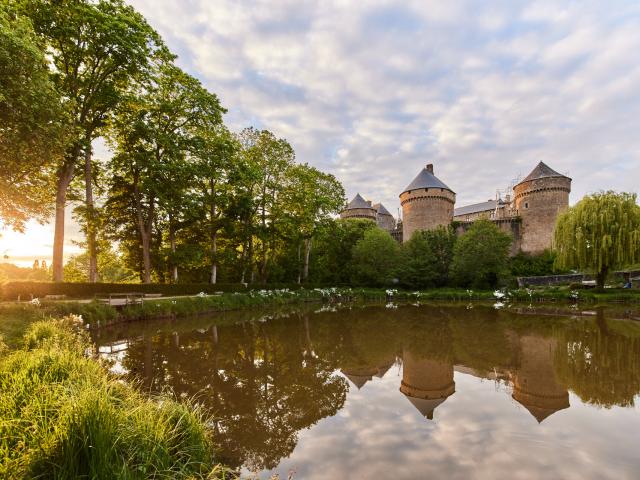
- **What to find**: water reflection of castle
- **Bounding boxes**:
[342,334,570,423]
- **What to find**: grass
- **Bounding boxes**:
[0,316,232,479]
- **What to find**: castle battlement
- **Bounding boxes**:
[341,161,571,254]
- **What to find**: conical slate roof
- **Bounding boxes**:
[342,371,371,390]
[373,203,393,216]
[402,395,449,421]
[346,193,373,210]
[517,161,569,185]
[401,165,453,195]
[513,396,570,424]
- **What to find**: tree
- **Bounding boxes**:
[309,218,379,285]
[351,228,401,286]
[191,128,238,284]
[282,164,344,283]
[449,220,512,289]
[398,227,456,288]
[554,191,640,289]
[0,6,66,231]
[107,59,225,283]
[24,0,163,281]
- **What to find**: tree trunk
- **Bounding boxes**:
[303,237,312,283]
[169,219,177,283]
[596,267,608,290]
[52,159,77,282]
[84,145,98,283]
[210,232,218,284]
[296,242,302,284]
[209,178,217,284]
[133,172,153,284]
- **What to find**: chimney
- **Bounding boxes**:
[426,164,434,174]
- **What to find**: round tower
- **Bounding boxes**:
[399,164,455,242]
[373,202,396,232]
[340,193,377,221]
[513,162,571,254]
[399,350,455,421]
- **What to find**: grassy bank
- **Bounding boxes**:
[1,286,638,342]
[0,316,231,479]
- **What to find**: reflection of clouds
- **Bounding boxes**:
[261,371,640,479]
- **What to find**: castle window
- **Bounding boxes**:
[524,202,529,209]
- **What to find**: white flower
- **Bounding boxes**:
[29,298,41,306]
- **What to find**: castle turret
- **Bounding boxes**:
[340,193,377,221]
[512,335,569,423]
[399,350,455,420]
[373,203,396,232]
[513,162,571,254]
[399,164,455,242]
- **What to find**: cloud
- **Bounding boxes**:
[124,0,640,214]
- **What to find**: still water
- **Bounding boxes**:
[93,303,640,479]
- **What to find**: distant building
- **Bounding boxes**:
[340,194,397,233]
[343,161,571,254]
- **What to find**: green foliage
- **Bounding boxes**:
[398,227,456,288]
[449,219,512,289]
[555,191,640,288]
[63,247,137,283]
[0,318,223,478]
[0,5,66,230]
[351,228,401,286]
[509,250,561,277]
[309,219,379,284]
[0,262,49,282]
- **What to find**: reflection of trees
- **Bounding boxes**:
[121,315,347,471]
[97,303,640,471]
[554,310,640,408]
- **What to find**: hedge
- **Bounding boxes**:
[0,281,317,301]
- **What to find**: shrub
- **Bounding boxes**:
[509,250,560,277]
[449,219,512,289]
[350,228,401,286]
[397,227,456,288]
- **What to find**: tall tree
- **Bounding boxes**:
[24,0,163,281]
[236,128,294,283]
[0,6,66,231]
[282,164,344,283]
[554,191,640,289]
[192,128,238,284]
[107,59,224,283]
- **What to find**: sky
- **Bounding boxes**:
[3,0,640,266]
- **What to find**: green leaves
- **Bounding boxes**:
[0,5,67,230]
[554,191,640,286]
[449,220,512,289]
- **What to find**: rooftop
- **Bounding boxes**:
[454,199,507,217]
[517,161,570,185]
[373,202,393,216]
[345,193,373,210]
[401,164,454,195]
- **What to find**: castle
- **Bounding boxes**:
[340,161,571,254]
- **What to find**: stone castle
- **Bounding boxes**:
[340,161,571,254]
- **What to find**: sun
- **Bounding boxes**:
[0,220,80,268]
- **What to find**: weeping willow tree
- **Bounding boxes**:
[554,191,640,288]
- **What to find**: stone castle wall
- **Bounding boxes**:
[377,213,396,231]
[400,188,455,242]
[514,176,571,254]
[340,207,377,221]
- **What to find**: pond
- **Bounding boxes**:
[93,303,640,479]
